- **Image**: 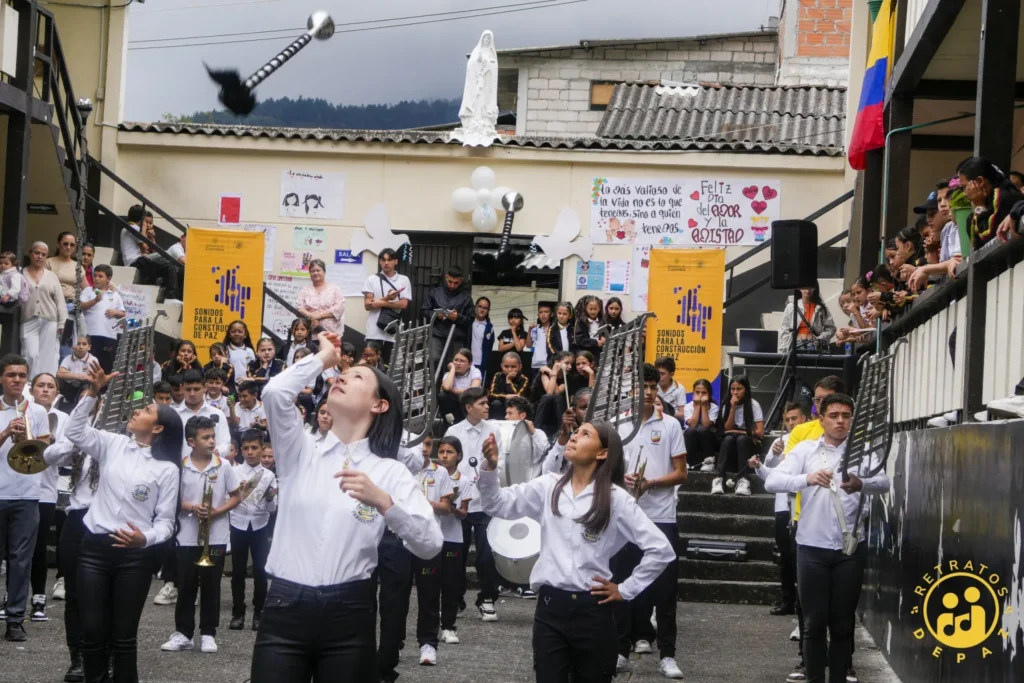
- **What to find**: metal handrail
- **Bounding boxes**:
[87,156,191,236]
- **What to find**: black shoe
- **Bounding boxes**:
[64,649,85,682]
[229,614,245,630]
[5,623,26,642]
[252,613,261,631]
[770,603,796,616]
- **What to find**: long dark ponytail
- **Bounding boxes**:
[550,420,624,534]
[152,403,185,541]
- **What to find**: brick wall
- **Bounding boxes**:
[505,33,778,136]
[777,0,852,86]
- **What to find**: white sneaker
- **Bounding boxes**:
[711,477,724,495]
[478,600,498,622]
[200,635,218,653]
[52,577,65,601]
[153,583,178,605]
[651,612,658,630]
[790,624,801,641]
[616,655,633,673]
[160,632,194,651]
[973,410,990,422]
[659,656,684,679]
[419,644,437,665]
[927,416,950,428]
[735,478,751,496]
[988,395,1024,418]
[634,639,653,654]
[700,457,715,473]
[441,629,460,644]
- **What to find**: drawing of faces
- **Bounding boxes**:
[304,194,324,215]
[282,192,300,207]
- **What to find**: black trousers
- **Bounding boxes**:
[381,341,394,367]
[54,509,66,579]
[462,512,499,603]
[175,545,227,638]
[534,586,617,683]
[88,336,118,375]
[376,530,412,683]
[438,391,464,423]
[715,433,758,477]
[130,256,179,300]
[0,498,38,624]
[413,551,442,648]
[489,398,509,418]
[251,577,377,683]
[158,539,177,585]
[797,544,867,683]
[775,511,796,607]
[59,509,88,649]
[230,524,270,617]
[31,501,56,597]
[682,425,717,469]
[440,541,464,631]
[77,532,155,683]
[611,522,679,659]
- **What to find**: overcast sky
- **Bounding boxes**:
[125,0,779,122]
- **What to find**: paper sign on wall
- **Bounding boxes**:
[631,245,652,311]
[293,226,327,250]
[119,284,157,323]
[575,261,605,290]
[604,260,630,294]
[280,170,345,220]
[591,177,780,246]
[280,251,318,277]
[218,194,242,225]
[263,274,308,338]
[242,224,276,272]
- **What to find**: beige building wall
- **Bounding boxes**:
[114,131,846,337]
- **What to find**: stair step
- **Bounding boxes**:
[679,532,776,563]
[681,471,766,493]
[678,558,778,582]
[679,490,775,515]
[677,578,782,605]
[678,511,775,538]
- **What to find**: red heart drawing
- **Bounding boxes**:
[687,218,698,228]
[762,186,778,200]
[751,200,768,215]
[690,191,700,200]
[742,185,759,200]
[616,230,626,240]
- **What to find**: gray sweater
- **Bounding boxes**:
[23,268,68,328]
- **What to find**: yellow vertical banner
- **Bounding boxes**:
[182,228,265,362]
[646,249,725,395]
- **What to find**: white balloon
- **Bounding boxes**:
[452,187,478,213]
[471,166,496,191]
[472,204,498,231]
[487,187,512,210]
[477,188,492,206]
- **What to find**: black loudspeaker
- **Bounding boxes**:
[770,220,818,289]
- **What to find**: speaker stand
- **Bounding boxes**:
[764,292,801,432]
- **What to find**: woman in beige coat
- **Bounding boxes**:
[22,241,67,376]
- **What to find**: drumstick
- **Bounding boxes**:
[561,365,571,407]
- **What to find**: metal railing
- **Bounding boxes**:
[723,189,855,308]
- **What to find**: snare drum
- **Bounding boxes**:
[486,516,541,586]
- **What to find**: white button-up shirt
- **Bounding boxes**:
[234,401,266,432]
[59,352,98,377]
[440,469,473,543]
[44,437,96,511]
[476,469,674,600]
[657,381,686,411]
[80,286,125,340]
[175,402,231,460]
[65,396,180,547]
[448,417,501,514]
[263,355,443,586]
[541,441,566,476]
[38,408,68,504]
[178,454,241,546]
[765,436,890,551]
[417,463,455,547]
[0,397,52,500]
[229,462,277,531]
[621,410,685,524]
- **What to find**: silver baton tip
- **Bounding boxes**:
[309,11,335,40]
[502,191,524,212]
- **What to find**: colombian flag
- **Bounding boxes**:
[848,0,897,170]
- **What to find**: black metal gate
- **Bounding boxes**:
[398,232,475,326]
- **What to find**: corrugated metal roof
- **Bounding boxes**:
[118,120,841,156]
[596,83,847,156]
[495,29,777,55]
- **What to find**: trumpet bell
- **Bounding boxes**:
[195,554,215,568]
[8,440,50,474]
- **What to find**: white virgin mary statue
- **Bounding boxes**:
[452,30,499,147]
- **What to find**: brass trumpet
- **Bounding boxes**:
[629,447,647,500]
[7,402,52,475]
[195,479,215,567]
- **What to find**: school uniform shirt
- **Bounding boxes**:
[471,319,494,370]
[234,402,266,431]
[119,223,143,266]
[682,401,720,423]
[177,454,242,546]
[754,442,791,513]
[620,410,685,524]
[206,394,231,422]
[59,352,99,378]
[397,440,426,476]
[64,396,180,547]
[44,438,97,511]
[362,272,413,343]
[80,286,125,340]
[540,441,566,476]
[657,381,686,411]
[417,461,455,510]
[440,470,473,543]
[227,344,256,383]
[529,326,550,369]
[450,366,482,392]
[765,436,890,551]
[488,372,528,402]
[230,463,278,531]
[151,360,162,384]
[729,399,764,430]
[203,361,236,392]
[939,221,962,262]
[174,402,232,460]
[547,321,577,354]
[38,408,69,505]
[476,469,674,601]
[248,358,285,387]
[448,418,501,514]
[262,354,443,586]
[497,327,528,362]
[0,398,52,500]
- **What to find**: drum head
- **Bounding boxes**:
[487,517,541,586]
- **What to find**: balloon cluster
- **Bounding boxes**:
[451,166,512,232]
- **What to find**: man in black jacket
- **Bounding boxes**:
[421,265,474,376]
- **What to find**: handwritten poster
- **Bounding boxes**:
[280,169,345,220]
[575,260,605,290]
[632,246,652,311]
[604,260,630,294]
[293,226,327,250]
[280,251,319,277]
[242,224,276,271]
[118,284,157,323]
[263,274,309,338]
[591,177,780,246]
